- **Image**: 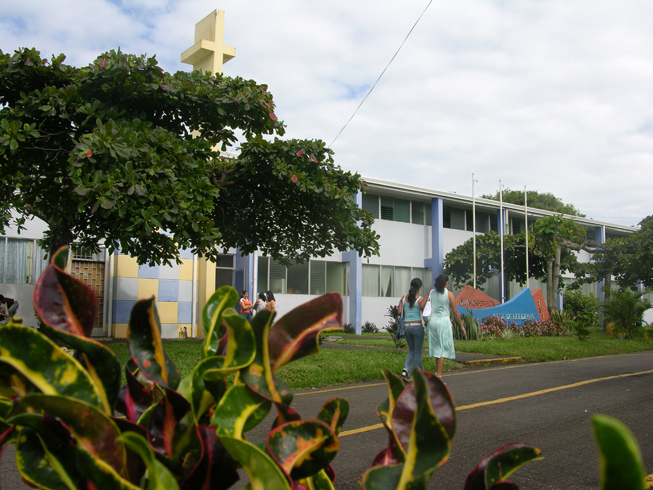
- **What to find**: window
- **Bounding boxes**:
[215,253,235,289]
[287,260,308,294]
[443,206,452,228]
[362,265,431,297]
[269,259,287,294]
[326,262,348,295]
[310,261,326,295]
[412,201,425,224]
[380,197,410,223]
[258,258,348,295]
[380,197,394,220]
[362,265,380,296]
[0,237,49,285]
[466,210,473,231]
[362,193,379,219]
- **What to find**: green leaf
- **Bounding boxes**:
[0,326,104,411]
[190,310,256,422]
[33,246,98,338]
[212,384,271,439]
[297,468,336,490]
[377,370,407,429]
[220,435,291,490]
[19,394,127,474]
[201,286,239,358]
[128,297,181,390]
[268,293,343,372]
[361,464,404,490]
[463,443,542,490]
[39,322,121,415]
[392,370,452,485]
[592,414,646,490]
[317,398,349,436]
[15,427,79,490]
[240,312,293,410]
[266,420,338,480]
[119,432,180,490]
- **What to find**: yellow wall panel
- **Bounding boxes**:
[179,258,195,281]
[138,279,159,300]
[115,255,139,278]
[113,324,128,338]
[157,302,178,324]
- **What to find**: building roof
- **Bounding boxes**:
[361,176,637,236]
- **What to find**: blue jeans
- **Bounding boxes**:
[402,323,424,376]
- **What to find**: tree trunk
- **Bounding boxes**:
[546,258,555,310]
[45,222,75,261]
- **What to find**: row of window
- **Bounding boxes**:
[362,194,432,225]
[363,193,550,236]
[362,265,432,298]
[215,254,432,299]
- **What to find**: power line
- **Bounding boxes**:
[329,0,433,148]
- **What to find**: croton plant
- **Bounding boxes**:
[0,247,647,489]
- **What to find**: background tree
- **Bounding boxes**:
[443,231,547,291]
[530,215,605,309]
[0,48,379,265]
[444,215,599,310]
[482,188,585,216]
[613,216,653,289]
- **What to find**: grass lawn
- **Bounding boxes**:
[101,329,653,391]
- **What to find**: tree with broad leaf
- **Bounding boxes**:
[0,48,379,265]
[482,188,585,217]
[444,215,605,311]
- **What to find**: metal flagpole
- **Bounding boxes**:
[472,173,477,289]
[499,180,505,303]
[524,186,529,290]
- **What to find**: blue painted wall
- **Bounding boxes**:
[458,288,539,327]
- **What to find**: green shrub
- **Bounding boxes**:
[550,308,573,328]
[384,305,406,352]
[572,319,592,341]
[563,289,600,327]
[362,321,379,334]
[342,322,355,334]
[0,247,647,489]
[603,289,652,339]
[454,312,480,340]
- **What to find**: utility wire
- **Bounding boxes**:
[329,0,433,148]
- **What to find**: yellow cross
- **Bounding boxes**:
[181,9,236,75]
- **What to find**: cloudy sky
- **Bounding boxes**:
[2,1,652,227]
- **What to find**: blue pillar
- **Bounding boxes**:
[595,225,606,302]
[343,190,363,335]
[343,250,362,335]
[497,208,508,303]
[430,198,444,286]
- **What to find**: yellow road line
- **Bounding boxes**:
[298,352,653,397]
[339,369,653,437]
[295,382,386,396]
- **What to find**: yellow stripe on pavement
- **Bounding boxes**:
[339,369,653,437]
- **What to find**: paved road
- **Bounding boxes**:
[3,352,652,489]
[263,351,653,489]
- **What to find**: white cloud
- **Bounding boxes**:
[2,0,652,226]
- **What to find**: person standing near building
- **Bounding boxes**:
[253,292,267,316]
[426,274,466,378]
[0,295,19,324]
[238,291,253,322]
[399,278,428,381]
[265,291,276,313]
